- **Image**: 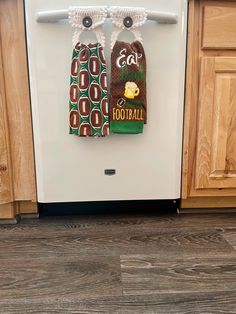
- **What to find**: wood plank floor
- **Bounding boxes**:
[0,213,236,313]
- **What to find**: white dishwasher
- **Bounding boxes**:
[24,0,187,213]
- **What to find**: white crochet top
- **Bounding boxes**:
[110,7,147,49]
[69,6,107,47]
[68,6,147,49]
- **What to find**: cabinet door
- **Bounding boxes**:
[195,57,236,190]
[0,47,13,204]
[0,0,36,202]
[0,0,37,219]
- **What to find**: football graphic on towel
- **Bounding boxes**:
[71,58,78,76]
[89,56,100,77]
[101,97,109,116]
[117,98,126,107]
[70,84,78,103]
[79,47,89,63]
[79,122,92,136]
[78,69,90,91]
[90,108,102,128]
[99,70,107,91]
[75,42,83,51]
[89,81,102,103]
[69,110,80,129]
[102,122,109,135]
[78,96,90,117]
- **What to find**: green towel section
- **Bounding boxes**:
[110,121,144,134]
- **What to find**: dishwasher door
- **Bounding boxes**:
[25,0,187,203]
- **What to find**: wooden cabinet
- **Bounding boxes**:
[182,0,236,208]
[0,0,37,220]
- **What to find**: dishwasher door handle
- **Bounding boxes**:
[36,9,178,24]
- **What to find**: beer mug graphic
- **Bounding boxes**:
[124,82,140,99]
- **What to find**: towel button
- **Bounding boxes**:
[123,16,133,28]
[82,16,93,28]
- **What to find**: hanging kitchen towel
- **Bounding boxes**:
[109,7,147,134]
[68,6,109,137]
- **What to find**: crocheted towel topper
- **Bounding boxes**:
[109,7,147,134]
[68,7,109,137]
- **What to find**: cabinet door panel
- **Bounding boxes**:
[202,5,236,49]
[195,57,236,189]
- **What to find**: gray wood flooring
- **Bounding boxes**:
[0,213,236,313]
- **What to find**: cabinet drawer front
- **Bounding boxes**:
[202,5,236,49]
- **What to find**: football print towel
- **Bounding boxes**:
[69,42,109,136]
[68,6,109,137]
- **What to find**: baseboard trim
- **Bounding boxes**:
[20,213,39,219]
[179,207,236,214]
[0,214,21,224]
[181,197,236,208]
